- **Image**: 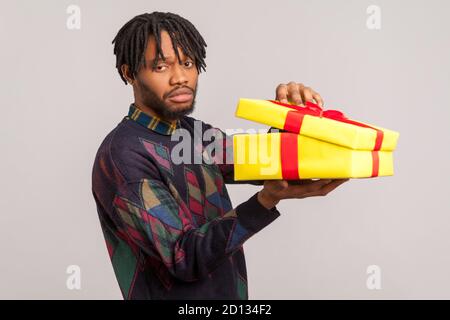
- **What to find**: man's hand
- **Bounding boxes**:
[275,81,324,107]
[257,82,343,209]
[257,179,349,209]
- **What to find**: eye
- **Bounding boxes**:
[184,60,194,68]
[155,64,167,71]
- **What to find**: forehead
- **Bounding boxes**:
[145,29,188,61]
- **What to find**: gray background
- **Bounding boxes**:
[1,0,449,299]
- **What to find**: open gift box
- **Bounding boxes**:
[233,132,394,180]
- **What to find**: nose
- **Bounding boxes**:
[169,62,188,86]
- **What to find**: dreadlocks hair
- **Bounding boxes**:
[112,12,207,85]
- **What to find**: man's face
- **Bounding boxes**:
[133,30,199,121]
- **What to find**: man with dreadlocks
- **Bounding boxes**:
[91,12,348,300]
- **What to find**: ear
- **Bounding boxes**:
[120,64,135,85]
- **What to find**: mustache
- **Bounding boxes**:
[166,86,195,98]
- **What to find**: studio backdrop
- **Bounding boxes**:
[1,0,449,299]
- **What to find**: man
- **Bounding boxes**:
[91,11,348,300]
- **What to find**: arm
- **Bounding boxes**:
[111,174,280,282]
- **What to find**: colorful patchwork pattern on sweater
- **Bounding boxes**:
[91,104,280,299]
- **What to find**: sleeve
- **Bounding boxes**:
[111,173,281,283]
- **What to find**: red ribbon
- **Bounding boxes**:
[280,133,300,179]
[271,100,381,178]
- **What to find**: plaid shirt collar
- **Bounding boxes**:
[127,103,180,136]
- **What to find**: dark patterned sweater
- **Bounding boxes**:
[91,104,281,300]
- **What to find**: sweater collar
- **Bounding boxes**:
[127,103,180,135]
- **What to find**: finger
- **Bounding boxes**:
[265,179,289,191]
[300,86,315,104]
[286,179,332,197]
[318,179,349,196]
[312,91,324,108]
[288,179,320,186]
[287,81,304,106]
[275,84,289,104]
[274,179,289,190]
[296,179,348,198]
[288,179,311,185]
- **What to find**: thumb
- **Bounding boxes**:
[273,179,289,191]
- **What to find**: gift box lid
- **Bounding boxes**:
[235,98,400,151]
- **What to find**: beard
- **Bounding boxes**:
[137,81,197,121]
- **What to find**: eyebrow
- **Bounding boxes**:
[148,55,191,65]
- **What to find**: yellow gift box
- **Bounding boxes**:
[235,98,399,152]
[233,132,394,180]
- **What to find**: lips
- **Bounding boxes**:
[168,88,193,103]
